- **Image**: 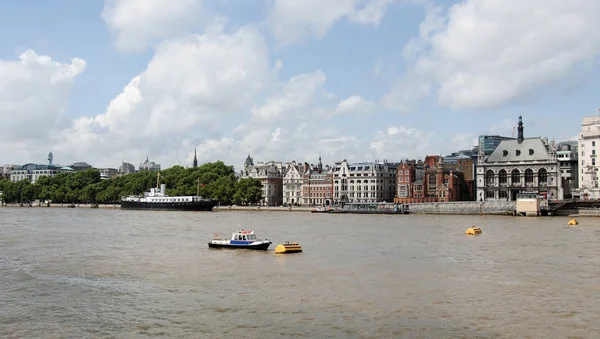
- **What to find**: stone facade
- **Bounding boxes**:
[332,160,397,204]
[476,116,562,201]
[240,155,284,206]
[282,161,306,205]
[574,116,600,200]
[139,156,161,172]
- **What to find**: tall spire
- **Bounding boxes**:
[193,148,198,168]
[517,115,524,144]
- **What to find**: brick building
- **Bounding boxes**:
[394,155,469,203]
[301,157,334,206]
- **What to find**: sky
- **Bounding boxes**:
[1,0,599,171]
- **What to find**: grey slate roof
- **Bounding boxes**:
[485,137,552,163]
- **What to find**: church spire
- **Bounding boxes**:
[517,115,524,144]
[193,148,198,168]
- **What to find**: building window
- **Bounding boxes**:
[502,150,508,157]
[538,168,548,184]
[525,169,534,183]
[516,150,521,156]
[511,169,520,183]
[499,190,508,199]
[529,149,534,155]
[593,141,596,147]
[486,191,495,198]
[593,159,596,166]
[485,170,494,185]
[499,170,507,184]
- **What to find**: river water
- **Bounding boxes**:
[0,208,598,338]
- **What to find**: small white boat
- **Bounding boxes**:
[208,229,272,251]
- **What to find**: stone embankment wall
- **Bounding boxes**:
[407,201,516,215]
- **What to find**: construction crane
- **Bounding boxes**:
[174,152,182,166]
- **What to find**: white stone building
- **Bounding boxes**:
[575,116,600,199]
[332,159,397,204]
[476,116,563,201]
[282,161,306,205]
[240,155,284,206]
[139,156,161,172]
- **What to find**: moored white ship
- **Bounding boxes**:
[120,173,217,211]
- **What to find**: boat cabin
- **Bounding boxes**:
[232,230,257,241]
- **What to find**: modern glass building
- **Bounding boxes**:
[478,135,516,156]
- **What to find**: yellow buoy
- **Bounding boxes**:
[567,218,578,226]
[274,241,302,254]
[465,226,482,235]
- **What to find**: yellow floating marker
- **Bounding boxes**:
[465,226,482,235]
[567,218,578,226]
[274,241,302,254]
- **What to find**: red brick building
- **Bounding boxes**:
[394,156,468,203]
[301,157,334,206]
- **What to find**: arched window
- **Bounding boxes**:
[429,174,436,188]
[511,169,520,183]
[485,170,494,185]
[498,169,507,184]
[538,168,548,184]
[525,169,534,183]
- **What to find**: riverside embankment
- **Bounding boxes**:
[3,202,598,217]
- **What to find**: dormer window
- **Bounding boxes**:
[529,149,534,155]
[516,150,521,156]
[502,150,508,157]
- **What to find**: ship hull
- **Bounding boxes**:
[208,242,271,251]
[120,200,218,211]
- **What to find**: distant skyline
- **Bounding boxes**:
[1,0,599,170]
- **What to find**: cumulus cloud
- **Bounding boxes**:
[0,50,86,162]
[390,0,600,111]
[101,0,206,52]
[55,26,271,167]
[335,95,375,114]
[266,0,396,45]
[251,70,327,120]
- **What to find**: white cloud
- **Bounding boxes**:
[266,0,396,45]
[0,50,86,163]
[101,0,206,52]
[335,95,375,114]
[391,0,600,111]
[369,126,434,160]
[347,0,395,25]
[251,70,327,120]
[56,26,271,167]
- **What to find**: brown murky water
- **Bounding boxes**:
[0,208,599,338]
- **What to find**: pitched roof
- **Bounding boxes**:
[485,137,552,163]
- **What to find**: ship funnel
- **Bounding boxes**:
[161,184,167,195]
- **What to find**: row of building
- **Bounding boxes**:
[3,116,599,204]
[1,152,163,183]
[240,115,596,206]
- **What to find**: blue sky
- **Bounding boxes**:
[0,0,598,169]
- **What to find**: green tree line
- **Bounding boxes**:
[0,161,262,205]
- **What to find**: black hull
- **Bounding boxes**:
[208,242,271,251]
[120,200,218,211]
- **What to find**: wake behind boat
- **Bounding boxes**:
[208,229,272,250]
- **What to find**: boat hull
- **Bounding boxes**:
[208,242,271,251]
[120,200,218,211]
